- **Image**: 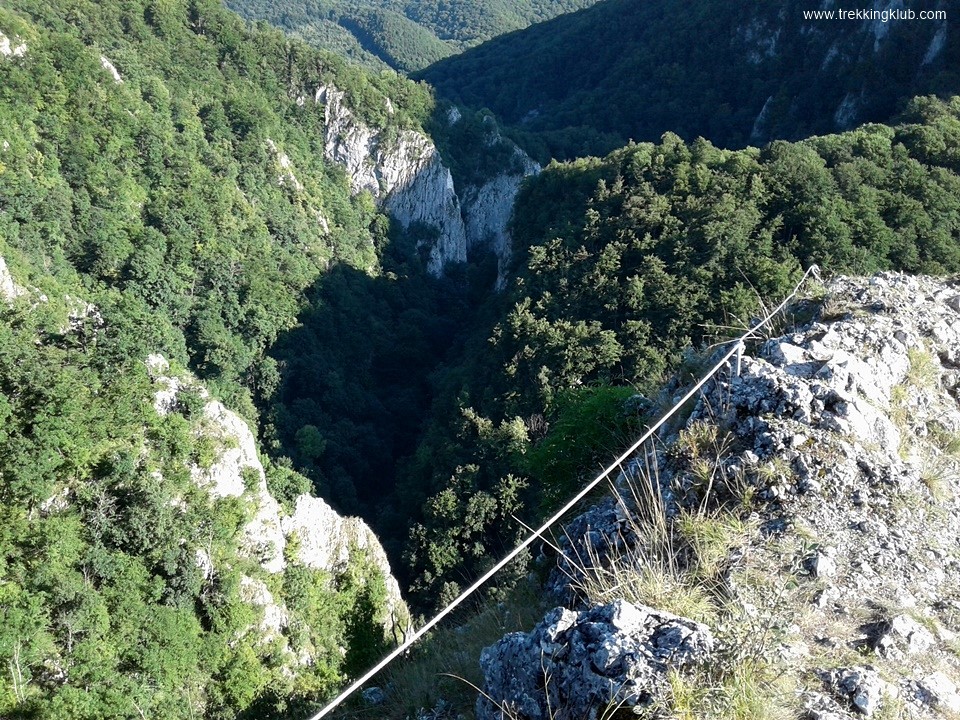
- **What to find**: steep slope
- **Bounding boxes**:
[0,2,455,716]
[477,272,960,719]
[391,97,960,611]
[419,0,957,160]
[0,0,445,420]
[1,0,547,630]
[0,255,409,719]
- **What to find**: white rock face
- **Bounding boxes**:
[461,150,540,287]
[240,576,289,644]
[921,672,960,713]
[0,255,26,301]
[283,494,409,634]
[0,32,27,58]
[923,23,948,65]
[191,399,288,574]
[318,85,380,195]
[265,138,304,192]
[318,84,467,274]
[382,133,468,272]
[99,55,123,83]
[750,94,775,142]
[317,84,538,279]
[834,91,861,129]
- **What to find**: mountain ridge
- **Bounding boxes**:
[224,0,604,72]
[419,0,957,160]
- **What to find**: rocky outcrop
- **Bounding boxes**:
[0,255,26,301]
[99,55,122,83]
[503,273,960,719]
[264,138,330,232]
[477,600,714,720]
[193,399,288,574]
[145,354,411,650]
[0,31,27,59]
[282,494,409,635]
[316,84,538,278]
[461,147,540,287]
[692,273,960,717]
[239,576,289,646]
[318,84,467,274]
[265,138,304,192]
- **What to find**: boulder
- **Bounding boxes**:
[476,600,713,720]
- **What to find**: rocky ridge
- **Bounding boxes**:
[147,353,411,656]
[481,273,960,719]
[316,84,539,279]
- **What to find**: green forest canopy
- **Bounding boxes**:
[225,0,604,72]
[419,0,960,161]
[0,0,432,716]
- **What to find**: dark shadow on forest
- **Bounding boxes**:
[263,216,503,571]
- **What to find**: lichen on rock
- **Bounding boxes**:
[477,600,714,720]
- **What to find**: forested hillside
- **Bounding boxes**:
[0,0,438,421]
[5,0,960,715]
[224,0,602,72]
[386,97,960,610]
[0,0,438,716]
[420,0,958,160]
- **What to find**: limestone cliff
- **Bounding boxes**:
[317,83,467,274]
[316,84,538,278]
[0,255,25,301]
[147,353,411,657]
[1,249,411,676]
[0,30,27,59]
[460,144,540,288]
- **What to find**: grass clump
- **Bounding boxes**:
[920,453,957,503]
[906,347,940,389]
[663,659,795,720]
[676,510,752,586]
[889,348,943,460]
[927,420,960,456]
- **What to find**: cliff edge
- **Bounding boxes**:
[481,273,960,719]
